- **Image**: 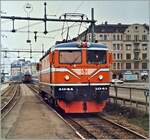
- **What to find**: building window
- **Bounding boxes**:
[113,35,116,40]
[117,53,120,59]
[135,26,138,30]
[113,63,116,69]
[134,44,140,50]
[134,62,139,69]
[113,44,116,50]
[142,44,147,46]
[117,44,120,50]
[121,54,122,59]
[126,44,131,50]
[117,34,120,40]
[113,53,116,59]
[99,34,103,40]
[126,54,131,59]
[142,35,147,41]
[104,35,107,40]
[142,63,147,69]
[126,63,131,69]
[142,44,147,50]
[142,53,147,59]
[126,35,131,41]
[120,35,123,40]
[143,46,147,51]
[117,63,120,69]
[134,35,139,41]
[134,52,139,60]
[99,34,103,37]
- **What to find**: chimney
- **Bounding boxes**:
[105,21,107,25]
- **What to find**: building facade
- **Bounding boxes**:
[78,22,149,80]
[11,59,38,80]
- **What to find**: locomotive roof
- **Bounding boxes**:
[40,42,108,61]
[53,42,108,50]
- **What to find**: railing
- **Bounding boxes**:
[109,85,149,113]
[133,48,140,51]
[133,58,141,61]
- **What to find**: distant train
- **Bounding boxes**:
[23,73,32,83]
[37,41,112,113]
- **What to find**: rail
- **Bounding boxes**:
[1,84,21,120]
[1,83,13,96]
[63,113,148,139]
[27,83,148,139]
[97,114,148,139]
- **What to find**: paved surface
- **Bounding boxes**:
[0,83,9,92]
[1,84,78,139]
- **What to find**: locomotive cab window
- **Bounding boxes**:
[59,50,82,64]
[87,50,107,64]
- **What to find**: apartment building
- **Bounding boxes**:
[78,22,149,80]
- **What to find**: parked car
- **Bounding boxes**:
[111,79,124,84]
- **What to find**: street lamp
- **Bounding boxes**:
[24,3,33,43]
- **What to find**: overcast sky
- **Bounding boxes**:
[1,0,149,73]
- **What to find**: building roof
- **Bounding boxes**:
[143,24,149,31]
[78,22,149,38]
[78,23,129,38]
[94,23,129,33]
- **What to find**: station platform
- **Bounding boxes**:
[1,84,78,139]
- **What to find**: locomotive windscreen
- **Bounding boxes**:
[87,50,106,64]
[59,50,81,64]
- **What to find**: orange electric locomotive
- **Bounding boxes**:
[38,41,112,113]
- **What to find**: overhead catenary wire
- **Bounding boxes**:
[1,19,10,24]
[73,1,84,13]
[16,21,43,31]
[1,23,81,34]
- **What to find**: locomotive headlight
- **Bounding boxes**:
[64,75,70,81]
[99,75,103,80]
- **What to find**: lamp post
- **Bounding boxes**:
[24,3,33,43]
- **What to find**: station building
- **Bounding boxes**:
[11,59,38,80]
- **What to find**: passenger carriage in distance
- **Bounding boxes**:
[23,72,32,83]
[37,41,112,113]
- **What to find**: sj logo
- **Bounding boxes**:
[81,68,88,75]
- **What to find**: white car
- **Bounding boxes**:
[111,79,124,84]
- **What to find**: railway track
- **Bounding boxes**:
[1,83,21,120]
[1,84,13,96]
[27,84,148,139]
[66,114,148,139]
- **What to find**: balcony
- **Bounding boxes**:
[134,58,141,61]
[133,48,140,52]
[133,39,140,42]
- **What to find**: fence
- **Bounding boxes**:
[109,85,149,113]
